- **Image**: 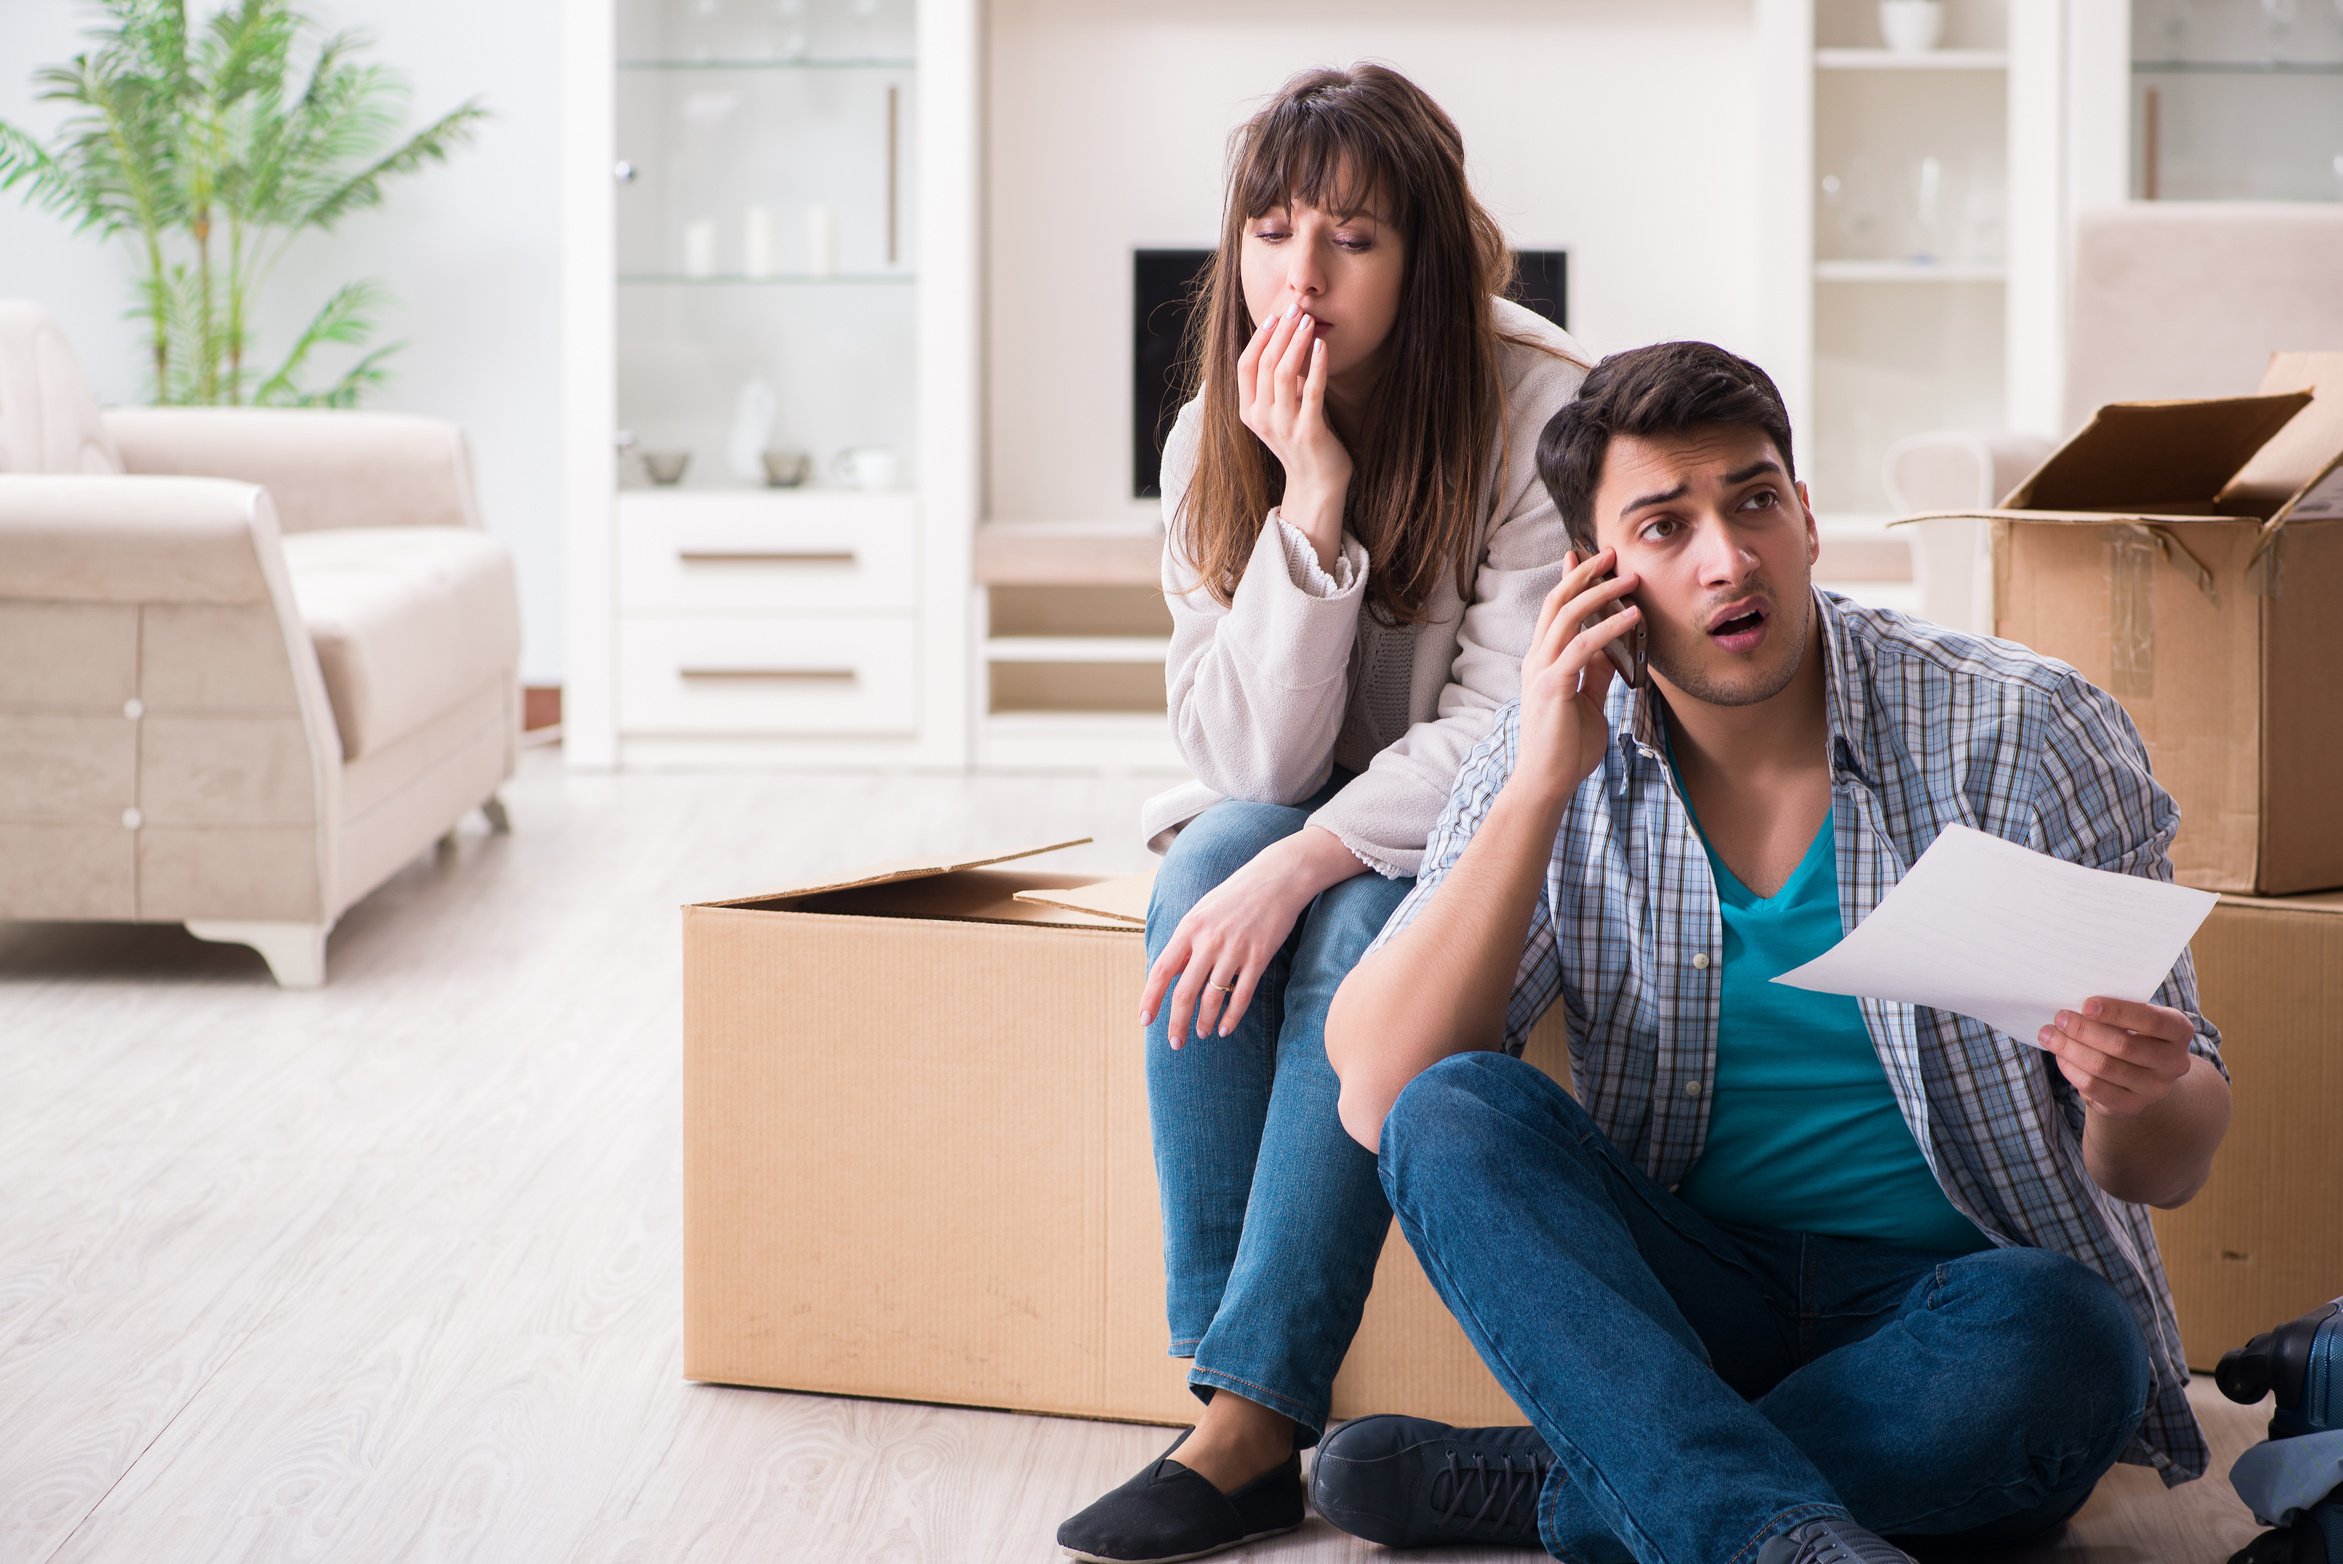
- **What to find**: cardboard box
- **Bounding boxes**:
[682,840,1574,1427]
[1911,352,2343,894]
[2151,890,2343,1371]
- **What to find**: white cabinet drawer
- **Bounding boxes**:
[618,616,917,736]
[615,491,917,612]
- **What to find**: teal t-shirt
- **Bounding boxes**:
[1672,800,1992,1255]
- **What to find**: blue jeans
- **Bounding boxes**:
[1145,777,1413,1446]
[1381,1051,2152,1564]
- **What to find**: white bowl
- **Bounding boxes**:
[1880,0,1945,53]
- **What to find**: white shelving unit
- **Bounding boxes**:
[1755,0,2069,546]
[970,517,1182,773]
[561,0,976,771]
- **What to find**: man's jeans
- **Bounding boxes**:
[1145,779,1411,1444]
[1381,1051,2153,1564]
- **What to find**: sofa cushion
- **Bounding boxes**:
[279,527,519,761]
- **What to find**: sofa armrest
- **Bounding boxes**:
[99,406,484,535]
[1883,429,2057,515]
[0,472,290,604]
[0,471,347,922]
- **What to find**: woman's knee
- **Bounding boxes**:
[1150,799,1309,930]
[1295,870,1414,968]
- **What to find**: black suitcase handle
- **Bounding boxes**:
[2220,1298,2343,1438]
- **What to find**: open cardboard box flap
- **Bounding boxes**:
[694,838,1096,909]
[2002,391,2310,515]
[2227,352,2343,526]
[1012,871,1153,926]
[1896,354,2343,534]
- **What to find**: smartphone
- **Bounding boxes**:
[1581,570,1648,688]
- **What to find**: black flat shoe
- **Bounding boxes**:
[1056,1429,1304,1564]
[1310,1413,1553,1549]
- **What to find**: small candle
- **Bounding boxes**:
[804,203,837,278]
[682,218,718,278]
[743,204,777,278]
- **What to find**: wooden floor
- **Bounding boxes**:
[0,753,2269,1563]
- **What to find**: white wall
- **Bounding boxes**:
[0,0,568,685]
[985,0,1762,526]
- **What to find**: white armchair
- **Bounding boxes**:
[0,300,521,986]
[1886,202,2343,632]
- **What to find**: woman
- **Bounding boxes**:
[1057,64,1591,1564]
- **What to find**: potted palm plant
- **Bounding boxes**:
[0,0,487,406]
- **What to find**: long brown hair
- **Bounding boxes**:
[1173,63,1537,626]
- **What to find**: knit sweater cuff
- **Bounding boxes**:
[1269,508,1365,598]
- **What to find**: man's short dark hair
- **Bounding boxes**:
[1536,342,1796,554]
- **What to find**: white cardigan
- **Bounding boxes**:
[1141,298,1593,877]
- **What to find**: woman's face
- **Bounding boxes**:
[1238,193,1406,383]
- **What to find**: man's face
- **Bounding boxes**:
[1588,425,1819,710]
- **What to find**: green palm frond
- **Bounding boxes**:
[291,97,485,232]
[0,0,485,407]
[154,258,210,404]
[297,340,397,409]
[0,122,102,228]
[252,276,392,406]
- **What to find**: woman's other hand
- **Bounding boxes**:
[1140,825,1360,1048]
[1236,306,1351,568]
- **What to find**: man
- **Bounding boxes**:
[1311,342,2231,1564]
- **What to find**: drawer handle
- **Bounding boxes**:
[676,550,858,567]
[679,666,859,686]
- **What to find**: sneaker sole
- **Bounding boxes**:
[1059,1518,1305,1564]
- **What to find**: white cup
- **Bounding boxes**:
[1879,0,1945,53]
[834,446,901,491]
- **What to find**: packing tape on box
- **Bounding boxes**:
[2108,524,2219,698]
[2109,527,2158,698]
[2247,523,2289,599]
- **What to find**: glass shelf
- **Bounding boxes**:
[1815,48,2008,70]
[2134,59,2343,74]
[618,57,917,71]
[619,272,916,286]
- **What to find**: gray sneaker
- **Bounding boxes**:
[1755,1516,1919,1564]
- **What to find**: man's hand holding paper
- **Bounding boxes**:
[1774,823,2216,1063]
[2037,995,2199,1120]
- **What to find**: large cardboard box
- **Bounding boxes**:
[1914,352,2343,894]
[681,841,1573,1427]
[2152,890,2343,1371]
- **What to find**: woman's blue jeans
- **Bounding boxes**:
[1145,778,1413,1446]
[1381,1051,2155,1564]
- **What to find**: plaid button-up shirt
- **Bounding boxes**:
[1372,588,2226,1484]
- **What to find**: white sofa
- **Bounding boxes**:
[1887,202,2343,633]
[0,300,521,986]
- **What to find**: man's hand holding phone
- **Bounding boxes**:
[1513,548,1643,809]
